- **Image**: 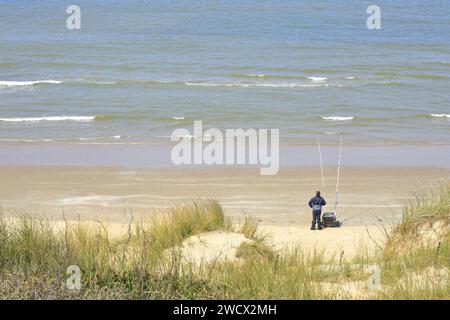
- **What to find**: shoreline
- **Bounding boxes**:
[1,143,449,168]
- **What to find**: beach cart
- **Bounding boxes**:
[322,211,341,228]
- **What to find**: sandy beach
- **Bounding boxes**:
[1,165,448,259]
[1,166,447,222]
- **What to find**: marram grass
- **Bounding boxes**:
[0,186,449,300]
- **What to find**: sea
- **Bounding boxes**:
[0,0,449,167]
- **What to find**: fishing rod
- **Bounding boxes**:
[317,135,325,189]
[334,135,343,214]
[316,135,343,228]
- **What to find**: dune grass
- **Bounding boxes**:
[390,185,449,240]
[0,185,449,299]
[0,200,232,299]
[373,184,450,299]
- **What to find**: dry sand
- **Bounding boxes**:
[0,166,448,258]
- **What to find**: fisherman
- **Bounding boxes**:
[308,191,326,230]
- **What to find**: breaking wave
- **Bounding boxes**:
[0,116,96,122]
[321,116,354,121]
[306,76,327,81]
[184,82,337,88]
[0,80,62,87]
[430,113,450,118]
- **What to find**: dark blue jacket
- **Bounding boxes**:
[308,196,326,212]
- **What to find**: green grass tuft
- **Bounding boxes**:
[0,185,449,300]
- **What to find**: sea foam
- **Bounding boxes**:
[430,113,450,118]
[306,76,327,81]
[184,82,333,88]
[322,116,354,121]
[0,116,96,122]
[0,80,62,87]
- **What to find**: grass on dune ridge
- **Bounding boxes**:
[0,186,449,299]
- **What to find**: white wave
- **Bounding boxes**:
[0,136,127,143]
[184,82,334,88]
[79,135,122,140]
[344,76,356,80]
[322,116,354,121]
[0,138,56,143]
[0,116,96,122]
[245,74,266,78]
[77,138,95,141]
[376,81,391,85]
[430,113,450,118]
[171,116,185,120]
[77,79,117,85]
[0,80,62,87]
[306,76,327,81]
[152,80,175,84]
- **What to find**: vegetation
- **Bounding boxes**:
[0,186,448,299]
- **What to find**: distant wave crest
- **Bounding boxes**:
[322,116,354,121]
[184,82,335,88]
[306,76,327,81]
[430,113,450,118]
[0,80,62,87]
[14,78,346,89]
[243,74,266,78]
[0,115,95,122]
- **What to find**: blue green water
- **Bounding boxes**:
[0,0,449,149]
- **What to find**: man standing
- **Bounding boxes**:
[308,191,326,230]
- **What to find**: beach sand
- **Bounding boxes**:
[0,166,448,258]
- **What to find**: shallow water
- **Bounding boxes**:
[0,1,449,153]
